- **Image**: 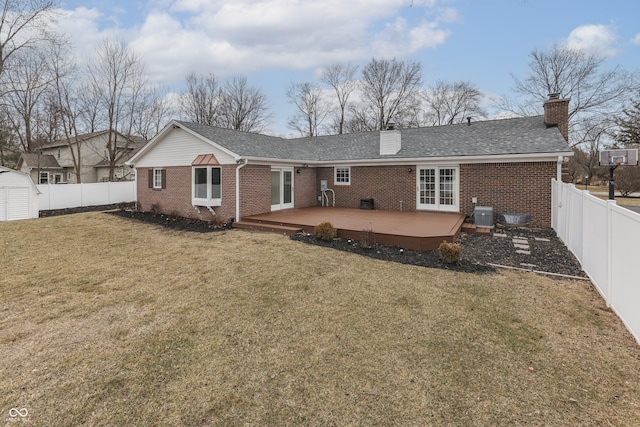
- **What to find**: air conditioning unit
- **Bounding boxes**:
[474,206,494,228]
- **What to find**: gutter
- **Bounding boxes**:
[235,158,248,222]
[239,152,574,167]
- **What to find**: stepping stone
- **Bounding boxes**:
[516,250,531,255]
[512,238,528,245]
[534,237,550,242]
[493,233,507,238]
[514,243,530,250]
[520,263,537,268]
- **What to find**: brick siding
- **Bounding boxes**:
[294,167,318,208]
[316,162,556,227]
[317,166,416,211]
[239,165,271,217]
[138,161,557,228]
[460,162,556,227]
[137,166,236,223]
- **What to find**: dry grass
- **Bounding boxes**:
[1,212,639,426]
[576,185,640,206]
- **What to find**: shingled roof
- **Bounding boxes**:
[18,153,62,169]
[175,115,571,163]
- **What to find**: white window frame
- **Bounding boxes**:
[334,166,351,186]
[192,166,222,207]
[270,167,294,211]
[416,165,460,212]
[39,171,49,184]
[52,173,63,184]
[153,168,163,189]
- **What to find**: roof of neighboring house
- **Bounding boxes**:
[17,153,63,169]
[43,130,145,150]
[130,115,572,166]
[94,147,143,167]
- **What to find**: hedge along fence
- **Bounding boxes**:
[552,179,640,344]
[37,181,136,211]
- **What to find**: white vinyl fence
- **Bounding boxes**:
[552,179,640,343]
[37,181,136,211]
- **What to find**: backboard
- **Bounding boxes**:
[599,149,639,166]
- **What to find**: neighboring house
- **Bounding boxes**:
[16,131,146,184]
[0,166,39,221]
[128,96,572,228]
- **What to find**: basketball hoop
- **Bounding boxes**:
[599,149,638,167]
[598,149,638,200]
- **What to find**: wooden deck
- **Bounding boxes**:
[233,207,466,251]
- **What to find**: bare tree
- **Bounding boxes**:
[180,72,221,126]
[0,0,60,80]
[286,81,328,137]
[1,49,53,151]
[49,42,84,182]
[218,76,270,133]
[358,57,422,130]
[86,39,148,181]
[570,119,610,186]
[506,45,634,147]
[423,80,486,126]
[614,166,640,196]
[321,63,358,134]
[133,86,175,140]
[77,81,101,133]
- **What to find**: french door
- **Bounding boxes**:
[271,168,294,211]
[417,166,459,212]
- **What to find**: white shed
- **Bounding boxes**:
[0,166,40,221]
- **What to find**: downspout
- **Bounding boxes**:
[556,156,563,182]
[235,158,248,222]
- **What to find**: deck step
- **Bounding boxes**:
[461,223,476,234]
[233,221,302,236]
[476,227,493,235]
[461,222,492,236]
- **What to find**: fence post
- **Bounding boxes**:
[551,179,557,230]
[605,200,616,307]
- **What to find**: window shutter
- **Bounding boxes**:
[161,169,167,189]
[148,169,153,188]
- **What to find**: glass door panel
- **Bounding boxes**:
[417,166,459,212]
[271,168,294,210]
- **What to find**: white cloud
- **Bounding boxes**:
[632,33,640,45]
[564,24,618,57]
[56,7,138,66]
[49,0,459,134]
[60,0,455,85]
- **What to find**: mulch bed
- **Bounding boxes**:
[45,207,586,278]
[290,227,586,277]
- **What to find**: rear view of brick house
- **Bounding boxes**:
[128,95,572,229]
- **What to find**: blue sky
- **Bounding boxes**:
[57,0,640,136]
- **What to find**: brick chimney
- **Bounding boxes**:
[543,93,570,142]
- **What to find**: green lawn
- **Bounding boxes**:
[1,212,639,426]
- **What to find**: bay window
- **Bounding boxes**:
[193,166,222,206]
